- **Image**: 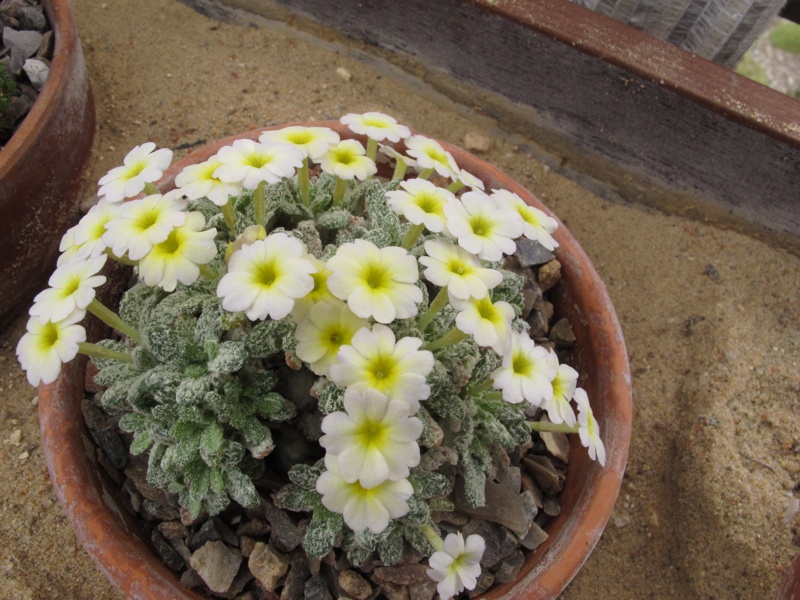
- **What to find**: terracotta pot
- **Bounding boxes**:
[776,552,800,600]
[39,122,632,599]
[0,0,95,326]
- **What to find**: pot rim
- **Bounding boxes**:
[39,122,632,600]
[0,0,78,174]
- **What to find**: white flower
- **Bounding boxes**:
[16,312,86,386]
[340,112,411,143]
[320,387,423,488]
[326,239,422,324]
[216,232,316,321]
[491,189,559,251]
[316,454,413,534]
[427,532,485,600]
[379,144,418,171]
[545,361,578,427]
[174,155,242,206]
[102,192,188,261]
[259,126,340,161]
[444,190,524,262]
[29,255,107,323]
[576,388,605,466]
[295,299,367,377]
[491,331,558,405]
[453,168,485,191]
[452,295,514,353]
[385,178,454,233]
[59,200,120,265]
[404,135,459,179]
[419,239,503,301]
[290,256,336,324]
[319,139,377,181]
[97,142,173,203]
[330,324,434,412]
[138,212,217,292]
[214,139,304,189]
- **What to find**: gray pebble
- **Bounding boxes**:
[248,542,289,591]
[3,27,42,58]
[17,6,46,32]
[189,541,242,594]
[304,574,333,600]
[151,529,185,571]
[515,237,556,267]
[22,57,47,90]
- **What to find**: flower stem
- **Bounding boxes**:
[423,327,467,352]
[391,160,408,181]
[447,180,464,194]
[529,421,578,434]
[254,181,266,226]
[221,200,237,233]
[421,523,445,553]
[87,298,142,345]
[198,263,216,280]
[332,177,348,206]
[418,167,435,180]
[401,223,426,250]
[298,158,310,206]
[78,342,132,364]
[144,182,161,196]
[366,138,378,162]
[470,379,494,395]
[417,286,450,331]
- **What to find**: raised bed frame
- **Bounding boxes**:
[185,0,800,251]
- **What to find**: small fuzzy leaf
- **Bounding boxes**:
[199,422,224,465]
[288,464,324,489]
[207,341,247,374]
[274,485,321,512]
[226,466,259,508]
[304,506,344,558]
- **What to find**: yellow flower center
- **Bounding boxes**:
[133,207,160,232]
[476,297,500,322]
[37,322,60,350]
[365,354,397,390]
[153,228,184,257]
[287,130,313,145]
[362,264,391,290]
[413,192,444,215]
[469,215,494,238]
[447,259,471,277]
[355,419,389,448]
[124,160,147,180]
[512,351,534,377]
[254,260,279,287]
[333,147,357,166]
[245,152,273,169]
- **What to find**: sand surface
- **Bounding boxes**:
[0,0,798,598]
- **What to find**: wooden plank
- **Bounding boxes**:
[184,0,800,248]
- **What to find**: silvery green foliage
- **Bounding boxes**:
[93,171,539,537]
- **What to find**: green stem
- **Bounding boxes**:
[298,158,310,207]
[144,182,160,196]
[198,263,216,280]
[417,286,450,331]
[401,223,426,251]
[481,391,503,401]
[529,421,579,434]
[332,177,348,207]
[78,342,132,364]
[421,523,444,553]
[418,167,435,180]
[470,379,494,395]
[220,200,237,233]
[447,180,465,194]
[391,160,408,181]
[87,298,142,345]
[254,181,266,226]
[423,328,467,352]
[366,138,378,162]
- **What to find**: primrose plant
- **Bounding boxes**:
[18,112,605,599]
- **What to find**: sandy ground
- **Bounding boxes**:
[0,0,798,598]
